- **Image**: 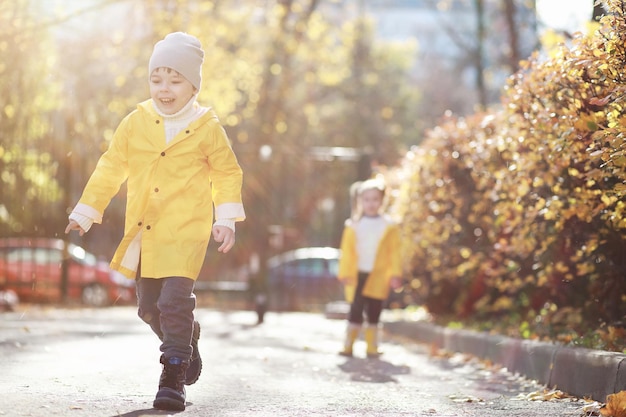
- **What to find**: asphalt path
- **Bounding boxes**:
[0,306,587,416]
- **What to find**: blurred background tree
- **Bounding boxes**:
[0,0,592,281]
[0,0,62,236]
[1,0,421,273]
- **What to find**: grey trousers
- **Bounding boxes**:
[136,276,196,360]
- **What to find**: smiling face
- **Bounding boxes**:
[149,67,197,114]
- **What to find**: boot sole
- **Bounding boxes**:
[154,388,186,411]
[153,397,185,411]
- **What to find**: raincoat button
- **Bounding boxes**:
[154,188,159,193]
[146,225,151,230]
[161,152,165,156]
[138,221,142,226]
[186,130,190,134]
[156,120,160,124]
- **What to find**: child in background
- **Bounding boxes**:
[65,32,245,411]
[337,178,401,358]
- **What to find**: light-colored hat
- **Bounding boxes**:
[359,178,386,195]
[148,32,204,90]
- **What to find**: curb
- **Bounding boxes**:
[384,320,626,402]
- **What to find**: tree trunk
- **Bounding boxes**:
[592,0,605,22]
[503,0,520,73]
[474,0,487,109]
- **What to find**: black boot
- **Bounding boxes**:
[185,320,202,385]
[153,355,188,411]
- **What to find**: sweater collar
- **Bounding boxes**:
[138,99,218,127]
[151,95,198,121]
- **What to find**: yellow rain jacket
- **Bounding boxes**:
[338,216,402,302]
[73,99,245,280]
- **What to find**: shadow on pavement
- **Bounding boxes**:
[338,357,411,383]
[111,407,186,417]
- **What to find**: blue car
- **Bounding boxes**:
[266,247,342,312]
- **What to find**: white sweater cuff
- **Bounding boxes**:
[213,219,235,232]
[215,203,246,221]
[72,202,103,224]
[69,212,94,233]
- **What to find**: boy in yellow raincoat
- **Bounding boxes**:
[338,179,401,358]
[65,32,245,411]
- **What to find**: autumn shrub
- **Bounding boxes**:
[390,0,626,345]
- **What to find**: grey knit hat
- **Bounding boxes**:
[148,32,204,90]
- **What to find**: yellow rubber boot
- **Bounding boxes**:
[339,323,361,357]
[365,325,382,358]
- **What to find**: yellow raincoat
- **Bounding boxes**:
[338,217,402,302]
[73,99,245,280]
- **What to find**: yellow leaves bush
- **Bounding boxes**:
[388,0,626,337]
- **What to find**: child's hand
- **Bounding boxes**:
[65,220,85,236]
[390,276,403,290]
[213,225,235,253]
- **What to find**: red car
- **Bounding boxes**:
[0,237,135,307]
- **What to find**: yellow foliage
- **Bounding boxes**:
[541,29,567,58]
[387,0,626,323]
[491,296,513,312]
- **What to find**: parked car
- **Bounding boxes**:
[0,238,135,307]
[265,246,409,313]
[266,247,343,311]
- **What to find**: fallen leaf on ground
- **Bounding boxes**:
[449,393,485,403]
[583,401,603,416]
[600,391,626,417]
[518,388,572,402]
